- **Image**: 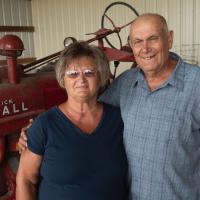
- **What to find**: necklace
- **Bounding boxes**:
[59,102,103,134]
[61,102,102,122]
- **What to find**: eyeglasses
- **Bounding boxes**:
[65,68,97,78]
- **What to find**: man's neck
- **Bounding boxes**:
[144,58,177,91]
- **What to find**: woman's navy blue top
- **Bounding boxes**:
[27,103,128,200]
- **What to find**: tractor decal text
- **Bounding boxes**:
[0,99,28,116]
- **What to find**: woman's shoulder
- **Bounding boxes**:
[103,102,119,109]
[34,106,59,124]
[28,107,60,137]
[102,103,123,129]
[102,102,121,115]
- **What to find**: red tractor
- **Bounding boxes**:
[0,2,138,199]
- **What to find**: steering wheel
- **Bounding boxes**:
[101,1,139,49]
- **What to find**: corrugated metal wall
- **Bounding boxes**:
[31,0,139,58]
[0,0,34,60]
[1,0,200,73]
[31,0,200,74]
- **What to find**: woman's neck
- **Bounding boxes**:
[59,98,103,134]
[65,98,99,114]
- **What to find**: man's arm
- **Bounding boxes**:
[16,149,42,200]
[18,119,33,153]
[99,73,123,106]
[193,81,200,133]
[99,68,133,106]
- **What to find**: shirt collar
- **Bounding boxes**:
[134,52,185,91]
[166,52,185,91]
[132,67,145,87]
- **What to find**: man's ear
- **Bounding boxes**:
[128,35,132,47]
[168,30,174,49]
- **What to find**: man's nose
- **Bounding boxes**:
[141,41,150,53]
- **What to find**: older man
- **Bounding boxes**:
[101,13,200,199]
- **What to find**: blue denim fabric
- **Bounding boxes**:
[100,52,200,200]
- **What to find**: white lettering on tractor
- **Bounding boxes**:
[0,99,29,116]
[13,104,20,113]
[2,106,9,115]
[22,102,28,111]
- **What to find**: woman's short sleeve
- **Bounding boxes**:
[27,116,47,155]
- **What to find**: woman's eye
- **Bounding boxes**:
[66,70,79,78]
[84,69,95,77]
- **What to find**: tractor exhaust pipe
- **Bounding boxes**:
[0,35,24,84]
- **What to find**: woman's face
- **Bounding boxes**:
[63,56,100,102]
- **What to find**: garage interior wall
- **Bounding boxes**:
[0,0,34,61]
[1,0,200,75]
[31,0,200,74]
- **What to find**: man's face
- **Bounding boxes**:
[129,17,173,75]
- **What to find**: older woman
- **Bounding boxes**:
[16,41,128,200]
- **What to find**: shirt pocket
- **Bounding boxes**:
[162,106,191,142]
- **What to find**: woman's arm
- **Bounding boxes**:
[16,148,42,200]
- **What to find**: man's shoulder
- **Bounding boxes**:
[114,68,138,83]
[180,62,200,94]
[185,62,200,71]
[171,52,200,74]
[184,62,200,77]
[119,67,138,76]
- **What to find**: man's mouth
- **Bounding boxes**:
[142,55,155,60]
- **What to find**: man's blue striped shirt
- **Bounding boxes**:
[100,52,200,200]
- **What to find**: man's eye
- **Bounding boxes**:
[149,36,159,41]
[133,40,142,46]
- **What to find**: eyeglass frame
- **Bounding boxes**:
[65,68,98,78]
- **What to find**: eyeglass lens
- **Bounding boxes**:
[65,69,96,78]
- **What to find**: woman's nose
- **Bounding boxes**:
[78,72,87,80]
